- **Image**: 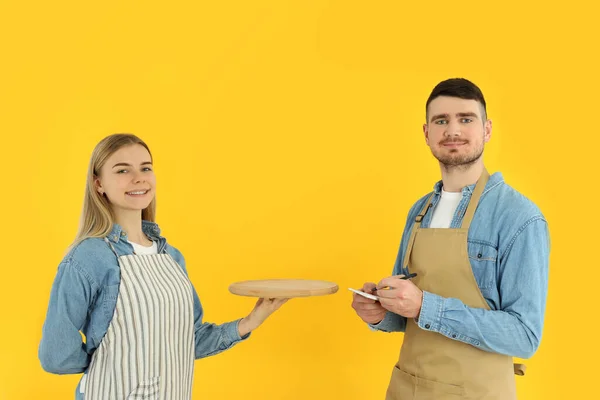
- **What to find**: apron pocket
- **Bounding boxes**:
[392,365,465,399]
[126,376,160,400]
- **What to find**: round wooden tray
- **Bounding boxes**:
[229,279,339,298]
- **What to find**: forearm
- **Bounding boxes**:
[194,319,249,359]
[417,292,540,358]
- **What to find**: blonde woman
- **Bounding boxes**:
[39,134,288,400]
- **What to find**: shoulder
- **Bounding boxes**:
[480,174,549,255]
[62,237,119,286]
[165,243,186,267]
[483,177,546,225]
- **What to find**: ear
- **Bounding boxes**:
[423,123,430,145]
[94,175,104,195]
[484,119,492,143]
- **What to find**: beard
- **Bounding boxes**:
[431,139,484,170]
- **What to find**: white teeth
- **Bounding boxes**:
[127,190,148,195]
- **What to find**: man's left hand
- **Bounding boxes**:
[375,276,423,319]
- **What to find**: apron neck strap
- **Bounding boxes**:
[460,168,490,230]
[400,169,490,270]
[401,194,434,269]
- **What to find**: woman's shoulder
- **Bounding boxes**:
[164,242,185,266]
[61,237,119,284]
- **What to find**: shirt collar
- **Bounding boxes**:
[432,171,504,196]
[106,220,162,243]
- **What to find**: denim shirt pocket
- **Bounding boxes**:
[103,284,120,320]
[467,240,498,291]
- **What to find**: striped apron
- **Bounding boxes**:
[80,239,195,399]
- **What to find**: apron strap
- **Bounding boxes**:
[401,194,434,270]
[460,169,490,230]
[401,168,490,270]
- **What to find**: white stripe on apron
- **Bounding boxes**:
[82,239,195,400]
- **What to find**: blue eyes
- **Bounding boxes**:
[116,167,153,174]
[435,118,472,125]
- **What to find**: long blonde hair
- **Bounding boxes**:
[68,134,156,252]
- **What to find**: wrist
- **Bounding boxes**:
[414,290,424,319]
[238,315,259,337]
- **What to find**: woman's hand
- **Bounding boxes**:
[237,298,289,337]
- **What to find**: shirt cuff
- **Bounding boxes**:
[417,291,444,332]
[223,319,251,346]
[367,312,397,332]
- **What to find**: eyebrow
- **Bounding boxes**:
[429,112,479,122]
[112,161,153,168]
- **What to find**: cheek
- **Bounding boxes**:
[428,129,443,144]
[466,128,484,141]
[110,176,130,192]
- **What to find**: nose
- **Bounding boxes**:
[445,119,462,137]
[132,170,146,184]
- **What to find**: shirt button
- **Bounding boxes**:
[121,232,126,236]
[424,324,430,329]
[113,235,118,241]
[452,334,457,338]
[477,253,482,258]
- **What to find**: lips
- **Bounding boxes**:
[126,189,150,196]
[441,141,467,147]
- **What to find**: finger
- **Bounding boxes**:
[378,300,393,310]
[360,309,386,317]
[377,276,399,288]
[362,282,377,292]
[275,298,289,306]
[353,295,377,304]
[378,298,398,309]
[356,303,383,311]
[378,277,409,289]
[376,288,402,299]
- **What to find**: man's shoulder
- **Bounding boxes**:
[485,177,545,222]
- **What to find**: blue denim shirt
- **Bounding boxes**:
[370,172,550,359]
[39,221,249,380]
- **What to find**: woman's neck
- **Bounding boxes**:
[113,209,152,246]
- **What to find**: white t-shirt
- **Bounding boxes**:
[429,189,462,228]
[130,240,158,255]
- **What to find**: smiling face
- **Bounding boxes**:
[423,96,492,169]
[94,144,156,217]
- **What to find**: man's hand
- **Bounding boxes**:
[375,276,423,319]
[351,282,387,324]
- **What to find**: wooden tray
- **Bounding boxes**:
[229,279,339,298]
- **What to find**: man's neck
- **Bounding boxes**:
[440,160,485,192]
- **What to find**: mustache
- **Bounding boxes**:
[439,139,468,145]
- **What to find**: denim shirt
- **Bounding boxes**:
[370,172,550,359]
[39,221,249,380]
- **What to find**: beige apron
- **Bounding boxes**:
[386,170,524,400]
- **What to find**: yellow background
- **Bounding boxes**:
[0,0,597,399]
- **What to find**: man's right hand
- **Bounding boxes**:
[351,282,387,325]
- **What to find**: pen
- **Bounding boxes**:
[372,272,417,292]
